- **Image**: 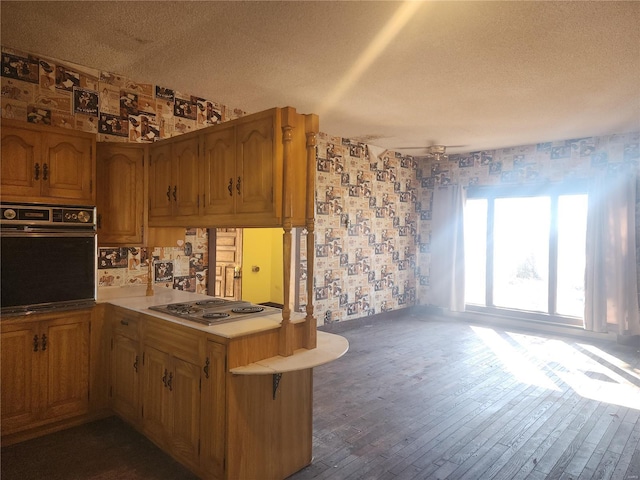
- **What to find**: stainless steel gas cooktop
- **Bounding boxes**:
[148,298,281,326]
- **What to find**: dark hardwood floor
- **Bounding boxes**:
[2,311,639,480]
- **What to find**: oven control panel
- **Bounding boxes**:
[1,203,96,226]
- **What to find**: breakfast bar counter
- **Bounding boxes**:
[98,287,349,480]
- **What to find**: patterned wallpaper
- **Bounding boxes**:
[2,46,639,325]
[1,47,245,140]
[414,134,640,309]
[97,229,209,294]
[310,137,420,323]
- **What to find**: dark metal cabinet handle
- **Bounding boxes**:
[167,372,173,391]
[34,163,40,180]
[42,163,48,181]
[236,176,241,195]
[172,186,177,201]
[228,178,233,196]
[166,185,171,201]
[120,319,129,326]
[162,369,168,387]
[203,357,210,379]
[41,334,47,351]
[33,334,39,352]
[133,355,138,373]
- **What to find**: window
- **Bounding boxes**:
[464,183,588,325]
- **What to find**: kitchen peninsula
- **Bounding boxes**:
[100,288,348,480]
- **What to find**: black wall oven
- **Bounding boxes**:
[1,203,97,315]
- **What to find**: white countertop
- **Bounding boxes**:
[230,331,349,375]
[99,287,304,339]
[99,287,349,371]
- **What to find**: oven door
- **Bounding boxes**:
[1,229,96,313]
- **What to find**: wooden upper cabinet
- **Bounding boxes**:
[148,142,173,220]
[173,137,200,217]
[96,143,147,246]
[148,107,316,228]
[201,111,277,224]
[42,132,94,201]
[0,119,96,205]
[201,124,236,216]
[149,136,199,221]
[235,111,276,216]
[1,125,42,198]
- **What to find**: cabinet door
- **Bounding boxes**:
[142,345,173,446]
[170,358,202,471]
[110,334,140,424]
[97,144,146,245]
[0,324,38,433]
[39,314,90,421]
[201,125,236,216]
[200,341,226,479]
[149,142,174,220]
[173,137,200,217]
[42,132,95,203]
[235,112,275,215]
[0,125,42,198]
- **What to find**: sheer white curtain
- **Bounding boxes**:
[430,185,466,311]
[584,172,640,335]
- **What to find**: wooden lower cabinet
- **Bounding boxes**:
[200,341,227,479]
[225,370,313,480]
[141,345,201,471]
[139,317,207,474]
[108,308,141,425]
[0,310,91,440]
[106,307,313,479]
[110,334,140,424]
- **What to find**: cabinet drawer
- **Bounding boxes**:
[112,309,140,341]
[143,318,204,365]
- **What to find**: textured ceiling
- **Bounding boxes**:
[1,1,639,154]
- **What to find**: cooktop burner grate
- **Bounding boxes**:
[231,306,265,314]
[195,299,228,306]
[167,303,190,310]
[202,312,230,319]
